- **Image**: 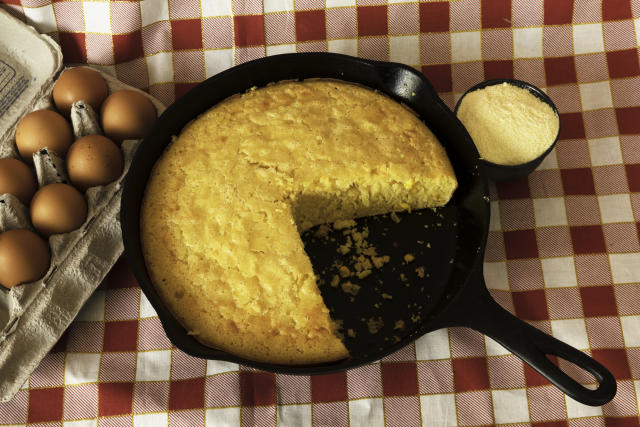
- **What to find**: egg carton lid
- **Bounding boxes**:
[0,8,63,146]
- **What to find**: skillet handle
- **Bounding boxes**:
[442,269,617,406]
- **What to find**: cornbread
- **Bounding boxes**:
[456,82,559,165]
[140,80,457,364]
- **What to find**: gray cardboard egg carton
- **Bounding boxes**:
[0,9,165,401]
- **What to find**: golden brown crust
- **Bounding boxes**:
[141,80,457,364]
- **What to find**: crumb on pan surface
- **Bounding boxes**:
[140,79,457,365]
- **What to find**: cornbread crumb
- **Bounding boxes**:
[456,82,559,165]
[141,80,457,364]
[416,266,425,278]
[341,281,360,296]
[367,317,384,334]
[394,320,405,330]
[404,254,415,263]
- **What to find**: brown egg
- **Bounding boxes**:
[0,158,38,205]
[53,67,109,118]
[66,135,124,191]
[101,90,156,143]
[0,229,50,288]
[30,183,87,237]
[15,110,73,165]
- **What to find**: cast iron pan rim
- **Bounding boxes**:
[453,77,561,172]
[121,52,486,374]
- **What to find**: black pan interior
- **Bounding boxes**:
[121,53,487,374]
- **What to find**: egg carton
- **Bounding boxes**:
[0,9,165,401]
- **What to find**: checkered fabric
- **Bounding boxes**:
[0,0,639,425]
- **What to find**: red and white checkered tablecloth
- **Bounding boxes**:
[1,0,639,425]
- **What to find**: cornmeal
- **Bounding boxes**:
[141,80,457,364]
[456,82,559,165]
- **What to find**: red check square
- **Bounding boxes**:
[504,229,538,259]
[570,225,607,254]
[607,49,640,79]
[59,32,87,64]
[543,0,573,25]
[421,64,452,92]
[381,362,419,396]
[602,0,632,21]
[603,417,640,427]
[626,164,640,192]
[296,10,326,42]
[524,355,558,386]
[591,349,631,379]
[112,30,144,64]
[98,383,134,417]
[561,168,595,195]
[311,372,347,403]
[169,378,206,410]
[558,112,585,140]
[105,258,139,289]
[512,290,549,321]
[234,15,265,47]
[175,83,198,100]
[452,357,490,392]
[580,286,618,317]
[419,2,449,32]
[544,57,577,86]
[103,320,138,352]
[481,0,511,28]
[496,177,530,199]
[171,19,203,50]
[28,388,64,423]
[617,107,640,135]
[358,6,388,36]
[484,60,514,80]
[240,371,276,406]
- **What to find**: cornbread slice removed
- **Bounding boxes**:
[141,80,457,364]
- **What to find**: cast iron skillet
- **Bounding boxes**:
[121,53,616,406]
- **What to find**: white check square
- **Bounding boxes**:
[206,360,239,376]
[621,315,640,347]
[266,44,297,56]
[83,2,111,34]
[65,353,100,385]
[573,24,604,54]
[484,261,509,291]
[328,39,358,56]
[492,389,530,423]
[610,253,640,284]
[514,27,542,58]
[146,52,174,85]
[135,350,172,381]
[23,5,57,34]
[133,413,168,427]
[206,407,240,427]
[76,290,105,322]
[205,49,234,78]
[598,194,634,224]
[201,0,232,17]
[264,0,294,13]
[534,197,567,227]
[349,398,384,427]
[550,319,589,350]
[485,336,511,356]
[64,421,98,427]
[139,292,158,318]
[389,35,419,66]
[588,137,622,166]
[278,404,312,427]
[489,201,501,231]
[565,395,603,418]
[420,394,457,426]
[579,81,613,111]
[140,0,169,27]
[451,32,481,63]
[415,328,451,360]
[541,256,577,288]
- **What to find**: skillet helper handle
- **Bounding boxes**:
[450,272,616,406]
